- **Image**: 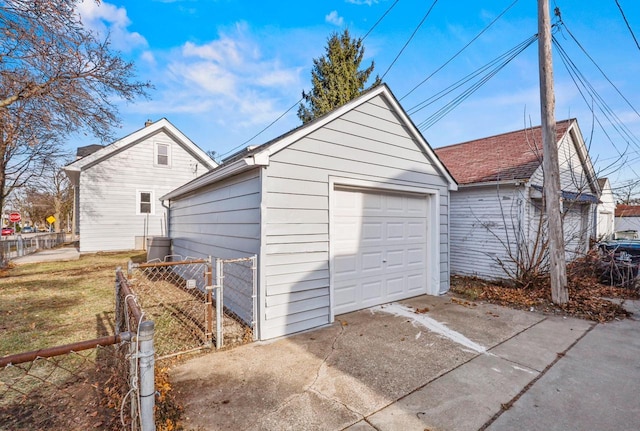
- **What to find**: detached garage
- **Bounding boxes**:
[161,84,457,340]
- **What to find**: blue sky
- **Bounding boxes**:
[74,0,640,187]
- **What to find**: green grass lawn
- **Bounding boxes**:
[0,250,147,357]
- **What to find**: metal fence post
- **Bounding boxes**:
[205,257,213,347]
[251,256,258,341]
[128,332,139,430]
[115,268,122,333]
[216,258,223,350]
[138,320,156,431]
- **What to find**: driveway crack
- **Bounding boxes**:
[243,321,356,430]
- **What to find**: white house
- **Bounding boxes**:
[434,119,600,281]
[161,84,458,340]
[596,178,615,240]
[64,118,217,253]
[615,205,640,235]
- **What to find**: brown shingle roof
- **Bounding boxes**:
[615,204,640,217]
[434,119,573,185]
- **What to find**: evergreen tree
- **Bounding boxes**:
[298,29,381,124]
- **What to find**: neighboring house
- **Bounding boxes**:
[161,84,458,340]
[64,118,217,253]
[596,178,615,240]
[615,204,640,234]
[434,119,600,281]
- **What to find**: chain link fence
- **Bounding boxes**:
[0,333,144,431]
[0,253,257,431]
[123,255,257,357]
[0,272,157,431]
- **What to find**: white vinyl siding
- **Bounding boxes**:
[528,130,596,255]
[169,169,261,259]
[597,180,615,239]
[529,130,594,196]
[448,185,522,280]
[615,216,640,234]
[261,94,451,339]
[77,131,208,253]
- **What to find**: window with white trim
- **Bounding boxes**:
[155,143,171,167]
[137,190,154,215]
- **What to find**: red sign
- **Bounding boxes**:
[8,212,21,223]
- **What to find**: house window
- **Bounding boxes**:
[137,191,154,215]
[155,143,170,167]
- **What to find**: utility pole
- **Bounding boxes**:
[538,0,568,304]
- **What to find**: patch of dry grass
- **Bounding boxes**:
[0,250,146,356]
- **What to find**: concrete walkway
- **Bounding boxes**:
[167,294,640,430]
[11,244,80,265]
[486,300,640,431]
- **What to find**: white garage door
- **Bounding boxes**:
[332,187,428,315]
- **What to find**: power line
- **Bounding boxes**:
[363,0,401,41]
[407,35,536,116]
[222,0,404,157]
[614,0,640,52]
[410,34,537,131]
[553,37,640,178]
[380,0,439,80]
[558,17,640,120]
[400,0,521,101]
[218,98,302,159]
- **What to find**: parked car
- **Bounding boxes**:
[2,227,14,236]
[21,226,34,233]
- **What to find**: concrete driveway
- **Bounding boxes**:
[169,293,609,430]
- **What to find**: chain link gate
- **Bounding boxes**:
[126,255,257,358]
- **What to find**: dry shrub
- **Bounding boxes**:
[451,251,639,323]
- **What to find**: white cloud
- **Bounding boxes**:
[140,51,156,65]
[77,0,147,52]
[137,23,304,132]
[345,0,378,5]
[325,11,344,27]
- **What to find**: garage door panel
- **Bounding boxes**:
[387,276,405,296]
[362,222,384,243]
[333,188,429,315]
[334,254,357,277]
[362,251,384,272]
[408,221,427,239]
[363,193,383,213]
[387,222,405,240]
[334,283,357,309]
[386,249,405,269]
[334,191,361,214]
[407,247,425,264]
[362,280,383,302]
[407,197,428,215]
[407,273,424,292]
[386,194,405,213]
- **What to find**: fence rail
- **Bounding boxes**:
[1,271,156,431]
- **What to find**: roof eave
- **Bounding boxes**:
[161,155,266,201]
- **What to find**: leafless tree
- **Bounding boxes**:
[0,0,150,213]
[613,179,640,205]
[10,158,72,231]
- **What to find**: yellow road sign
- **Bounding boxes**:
[46,216,56,224]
